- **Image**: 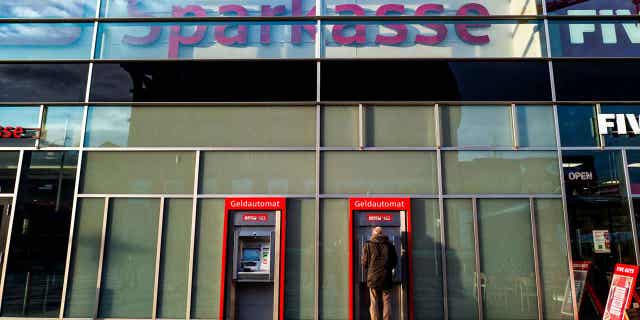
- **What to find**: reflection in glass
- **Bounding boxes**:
[0,24,94,60]
[0,107,40,148]
[96,22,315,60]
[323,20,545,58]
[601,105,640,147]
[0,0,96,18]
[441,106,512,147]
[478,199,537,319]
[549,19,640,57]
[98,198,159,318]
[563,150,636,319]
[285,199,316,319]
[0,152,19,194]
[319,199,349,319]
[2,151,78,317]
[557,105,599,147]
[325,0,540,15]
[41,107,84,147]
[365,106,436,147]
[443,151,561,194]
[0,64,89,102]
[100,0,315,17]
[444,199,477,320]
[626,151,640,194]
[516,105,557,147]
[322,106,358,147]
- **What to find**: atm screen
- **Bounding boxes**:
[242,248,261,261]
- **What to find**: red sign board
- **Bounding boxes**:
[367,214,393,222]
[602,263,639,320]
[242,213,269,222]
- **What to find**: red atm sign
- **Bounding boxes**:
[367,214,393,222]
[242,214,269,222]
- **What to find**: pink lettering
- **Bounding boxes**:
[168,5,207,58]
[415,4,447,45]
[214,5,249,46]
[332,4,366,45]
[261,5,287,44]
[455,3,490,45]
[375,4,407,45]
[123,0,162,46]
[291,0,316,44]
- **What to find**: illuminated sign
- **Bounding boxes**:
[366,214,394,222]
[597,114,640,135]
[242,213,269,222]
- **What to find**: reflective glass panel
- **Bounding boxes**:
[441,105,513,147]
[322,106,358,147]
[478,199,537,319]
[412,199,444,318]
[323,20,545,58]
[319,199,349,319]
[158,199,192,318]
[0,152,20,194]
[600,105,640,146]
[443,151,561,194]
[96,22,315,59]
[444,199,477,320]
[99,198,160,318]
[557,105,599,147]
[516,105,557,147]
[321,151,438,194]
[549,19,640,57]
[0,64,88,102]
[85,106,315,147]
[326,0,541,15]
[0,0,97,18]
[547,0,636,15]
[0,23,94,60]
[81,152,196,194]
[365,106,436,147]
[285,199,316,319]
[64,199,104,317]
[200,151,315,194]
[41,106,84,147]
[101,0,314,17]
[0,106,40,147]
[625,150,640,194]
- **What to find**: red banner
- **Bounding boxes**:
[602,264,639,320]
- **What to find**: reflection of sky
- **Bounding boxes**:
[0,0,92,18]
[0,107,40,128]
[85,107,132,147]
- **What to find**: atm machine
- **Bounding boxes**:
[349,198,411,320]
[220,198,286,320]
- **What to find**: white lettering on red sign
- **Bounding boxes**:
[610,286,627,316]
[367,214,393,222]
[354,200,405,209]
[230,200,281,208]
[242,214,269,222]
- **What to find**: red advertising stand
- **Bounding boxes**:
[219,197,287,320]
[349,198,413,320]
[602,264,640,320]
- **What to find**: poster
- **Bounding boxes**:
[562,261,592,316]
[602,264,639,320]
[593,230,612,254]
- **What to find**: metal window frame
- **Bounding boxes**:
[0,150,23,312]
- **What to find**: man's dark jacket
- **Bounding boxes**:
[361,235,398,290]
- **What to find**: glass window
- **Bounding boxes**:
[96,22,315,60]
[0,64,88,102]
[325,0,541,15]
[85,106,315,147]
[323,20,545,58]
[319,199,349,319]
[81,152,196,194]
[554,61,640,101]
[0,152,20,194]
[1,0,97,18]
[441,106,513,147]
[557,105,598,147]
[90,62,316,102]
[158,199,192,319]
[322,106,358,147]
[549,19,640,57]
[601,105,640,147]
[627,151,640,194]
[443,151,561,194]
[200,152,315,195]
[100,0,313,17]
[411,199,443,318]
[2,151,78,317]
[535,199,572,320]
[0,106,40,148]
[444,199,477,320]
[478,199,537,319]
[99,198,160,318]
[563,150,636,319]
[0,24,94,60]
[546,0,636,15]
[192,199,225,319]
[64,199,104,318]
[321,61,552,102]
[41,106,84,147]
[285,199,316,319]
[516,105,557,147]
[321,151,437,194]
[365,106,436,147]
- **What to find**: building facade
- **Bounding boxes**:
[0,0,639,319]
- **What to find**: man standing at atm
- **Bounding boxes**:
[361,226,398,320]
